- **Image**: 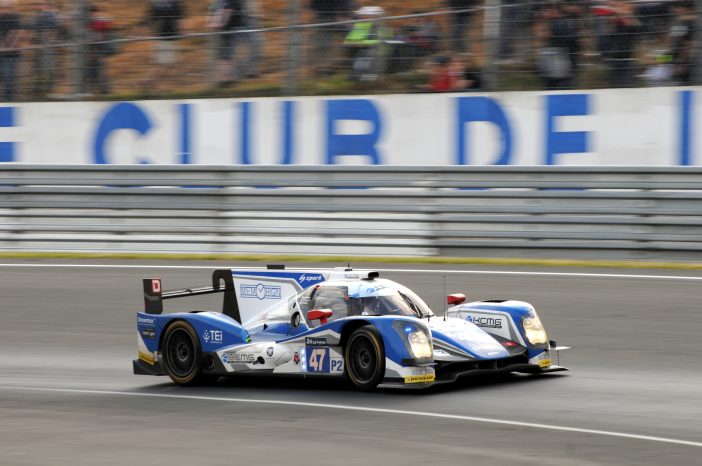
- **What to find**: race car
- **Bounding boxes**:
[134,266,568,390]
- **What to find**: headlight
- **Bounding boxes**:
[408,330,432,359]
[522,313,548,345]
[393,321,433,361]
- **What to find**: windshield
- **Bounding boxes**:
[349,291,423,317]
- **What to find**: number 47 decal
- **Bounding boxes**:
[308,348,328,372]
[305,347,344,373]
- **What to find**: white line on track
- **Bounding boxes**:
[1,385,701,448]
[0,263,700,281]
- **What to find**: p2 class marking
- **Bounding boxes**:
[1,386,701,449]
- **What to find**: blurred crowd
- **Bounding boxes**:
[0,0,697,101]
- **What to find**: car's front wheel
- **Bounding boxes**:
[162,321,217,386]
[345,326,385,391]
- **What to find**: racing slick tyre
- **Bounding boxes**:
[162,321,218,386]
[344,325,385,391]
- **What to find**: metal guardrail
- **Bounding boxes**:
[1,165,702,259]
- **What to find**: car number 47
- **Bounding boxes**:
[306,347,343,373]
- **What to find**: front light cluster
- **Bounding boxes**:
[393,321,433,361]
[408,330,432,359]
[522,313,548,345]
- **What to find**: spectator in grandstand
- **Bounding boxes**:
[497,0,531,64]
[447,0,477,53]
[388,10,439,74]
[0,0,24,101]
[599,0,644,87]
[240,0,263,79]
[425,56,454,92]
[535,0,583,90]
[208,0,244,87]
[85,4,113,95]
[669,0,696,85]
[452,54,482,91]
[30,0,62,98]
[310,0,354,73]
[344,6,391,81]
[144,0,185,91]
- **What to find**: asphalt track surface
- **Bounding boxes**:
[1,260,701,465]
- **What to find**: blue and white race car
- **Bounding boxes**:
[134,266,568,390]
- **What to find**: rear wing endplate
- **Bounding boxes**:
[142,269,241,323]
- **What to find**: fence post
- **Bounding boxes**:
[482,0,501,91]
[285,0,302,96]
[70,0,89,96]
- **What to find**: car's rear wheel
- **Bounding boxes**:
[345,326,385,391]
[163,321,217,386]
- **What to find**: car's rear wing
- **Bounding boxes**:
[143,269,241,322]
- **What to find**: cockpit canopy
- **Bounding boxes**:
[296,279,435,326]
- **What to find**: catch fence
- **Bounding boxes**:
[2,0,700,101]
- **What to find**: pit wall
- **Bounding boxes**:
[1,87,700,166]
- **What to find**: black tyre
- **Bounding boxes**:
[344,326,385,391]
[162,321,217,386]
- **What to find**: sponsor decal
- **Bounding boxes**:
[466,315,503,329]
[224,352,256,363]
[137,316,155,325]
[266,346,274,357]
[140,327,156,339]
[202,330,223,344]
[299,274,324,284]
[240,283,282,300]
[305,337,327,346]
[293,352,300,364]
[539,359,552,368]
[138,351,155,365]
[404,374,435,384]
[151,279,161,294]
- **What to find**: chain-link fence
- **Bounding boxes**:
[0,0,699,101]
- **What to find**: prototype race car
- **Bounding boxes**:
[134,266,568,390]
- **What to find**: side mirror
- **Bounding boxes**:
[290,311,302,328]
[307,309,333,325]
[447,293,466,305]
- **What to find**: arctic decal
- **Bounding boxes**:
[140,327,156,339]
[202,330,223,344]
[305,337,327,346]
[240,283,282,300]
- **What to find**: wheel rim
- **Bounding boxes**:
[165,328,196,378]
[348,334,378,384]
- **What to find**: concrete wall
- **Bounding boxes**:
[1,87,700,165]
